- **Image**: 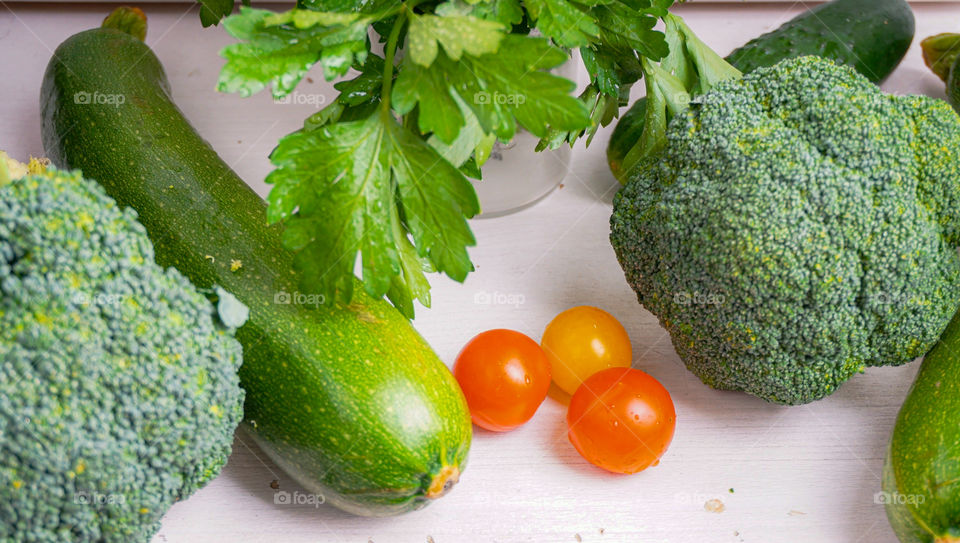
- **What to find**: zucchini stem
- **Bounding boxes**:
[426,465,460,499]
[102,7,148,42]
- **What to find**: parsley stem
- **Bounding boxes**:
[380,4,409,113]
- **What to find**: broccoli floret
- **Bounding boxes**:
[611,56,960,405]
[0,165,245,541]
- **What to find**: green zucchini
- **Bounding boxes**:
[948,60,960,114]
[919,33,960,114]
[40,9,471,517]
[882,311,960,542]
[607,0,915,178]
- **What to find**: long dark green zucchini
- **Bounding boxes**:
[882,311,960,542]
[607,0,915,179]
[40,8,471,517]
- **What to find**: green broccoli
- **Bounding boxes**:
[0,162,245,541]
[611,56,960,405]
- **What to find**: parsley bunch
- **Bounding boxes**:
[205,0,673,318]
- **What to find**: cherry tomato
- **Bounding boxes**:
[453,329,551,432]
[567,367,676,474]
[541,306,632,395]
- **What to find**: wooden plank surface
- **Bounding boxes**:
[2,2,958,542]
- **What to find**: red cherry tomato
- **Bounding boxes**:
[567,367,676,474]
[453,329,551,432]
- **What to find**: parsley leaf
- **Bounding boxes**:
[406,13,505,66]
[454,0,523,27]
[266,110,479,317]
[592,0,670,60]
[528,0,670,149]
[427,93,497,167]
[218,8,373,98]
[213,0,681,317]
[524,0,597,48]
[393,34,590,143]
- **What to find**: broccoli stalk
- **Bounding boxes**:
[618,14,741,182]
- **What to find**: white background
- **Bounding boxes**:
[2,2,958,542]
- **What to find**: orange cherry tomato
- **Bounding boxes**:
[453,329,551,432]
[541,306,632,395]
[567,367,676,474]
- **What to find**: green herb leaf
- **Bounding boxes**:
[536,84,619,150]
[591,0,669,60]
[427,93,496,167]
[524,0,597,48]
[213,0,681,317]
[218,7,373,98]
[298,0,399,12]
[580,46,620,96]
[453,0,524,27]
[407,13,505,66]
[266,110,479,318]
[393,34,590,143]
[527,0,669,150]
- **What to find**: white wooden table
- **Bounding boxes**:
[3,2,959,542]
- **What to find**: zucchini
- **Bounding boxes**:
[724,0,914,82]
[882,311,960,542]
[40,9,471,517]
[948,60,960,114]
[607,0,915,178]
[919,33,960,114]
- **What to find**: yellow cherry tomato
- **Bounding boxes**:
[541,306,632,395]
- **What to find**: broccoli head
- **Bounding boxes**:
[0,164,245,541]
[611,56,960,405]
